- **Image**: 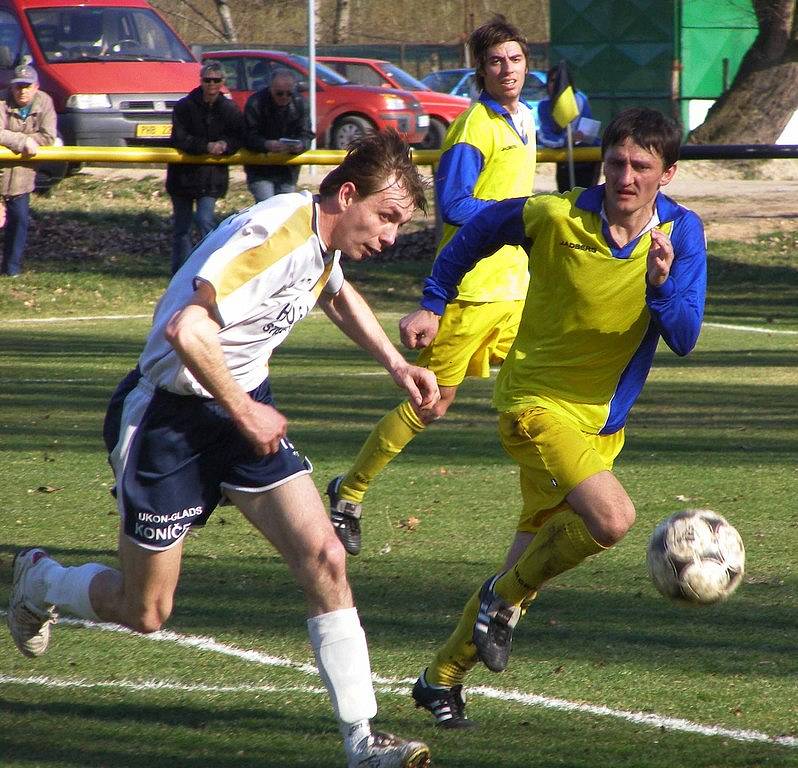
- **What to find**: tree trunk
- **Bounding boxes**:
[333,0,352,43]
[688,0,798,144]
[215,0,238,43]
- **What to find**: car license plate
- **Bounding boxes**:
[135,124,172,138]
[417,115,430,128]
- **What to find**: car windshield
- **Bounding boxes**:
[422,70,468,93]
[381,62,428,91]
[522,72,547,102]
[28,7,193,63]
[288,53,349,86]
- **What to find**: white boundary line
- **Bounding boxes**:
[6,314,151,324]
[1,614,794,748]
[703,321,798,336]
[5,311,798,336]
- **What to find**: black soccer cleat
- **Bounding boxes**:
[412,670,474,729]
[472,574,521,673]
[327,475,362,555]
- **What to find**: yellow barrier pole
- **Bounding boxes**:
[0,145,602,165]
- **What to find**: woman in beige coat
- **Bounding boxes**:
[0,63,56,277]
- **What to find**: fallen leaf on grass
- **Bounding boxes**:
[398,516,421,531]
[35,485,62,493]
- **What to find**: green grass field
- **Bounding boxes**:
[0,176,796,767]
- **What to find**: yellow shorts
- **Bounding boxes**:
[498,407,625,533]
[416,299,523,387]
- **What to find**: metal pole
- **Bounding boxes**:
[566,122,575,189]
[308,0,317,149]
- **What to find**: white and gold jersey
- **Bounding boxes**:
[139,191,343,396]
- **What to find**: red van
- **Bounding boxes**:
[0,0,199,148]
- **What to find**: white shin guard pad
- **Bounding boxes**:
[44,562,107,621]
[308,607,377,724]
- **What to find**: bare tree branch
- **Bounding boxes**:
[151,0,224,39]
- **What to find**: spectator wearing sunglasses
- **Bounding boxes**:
[166,60,244,275]
[243,68,315,203]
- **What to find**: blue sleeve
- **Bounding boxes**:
[435,142,495,225]
[535,98,566,148]
[646,211,707,356]
[578,92,592,119]
[421,198,530,314]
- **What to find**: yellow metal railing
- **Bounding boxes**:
[0,145,602,166]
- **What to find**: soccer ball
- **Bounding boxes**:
[646,509,745,605]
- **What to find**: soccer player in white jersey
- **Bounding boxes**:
[7,130,437,768]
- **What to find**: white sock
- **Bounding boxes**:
[339,719,372,759]
[308,607,378,729]
[38,560,107,621]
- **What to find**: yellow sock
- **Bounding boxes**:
[339,401,426,503]
[427,512,603,688]
[426,589,481,688]
[496,509,606,605]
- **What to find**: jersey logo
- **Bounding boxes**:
[560,239,598,253]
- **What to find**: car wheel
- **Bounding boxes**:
[331,116,373,149]
[419,117,447,150]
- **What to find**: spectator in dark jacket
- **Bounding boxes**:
[166,60,243,274]
[243,68,314,203]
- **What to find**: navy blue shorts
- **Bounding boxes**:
[104,367,312,550]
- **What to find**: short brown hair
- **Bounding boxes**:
[319,129,428,213]
[602,108,683,169]
[469,15,529,92]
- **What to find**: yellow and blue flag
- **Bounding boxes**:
[550,61,579,129]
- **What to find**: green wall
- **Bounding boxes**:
[550,0,757,132]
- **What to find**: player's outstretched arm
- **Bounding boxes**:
[319,280,440,409]
[165,281,287,455]
[421,197,529,316]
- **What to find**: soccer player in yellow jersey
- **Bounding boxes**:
[407,107,707,727]
[327,15,537,554]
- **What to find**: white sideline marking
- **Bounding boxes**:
[703,321,798,336]
[6,312,797,336]
[0,614,794,748]
[6,314,150,324]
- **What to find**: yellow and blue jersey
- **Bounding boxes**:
[435,92,536,302]
[421,186,707,434]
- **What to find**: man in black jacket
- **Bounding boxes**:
[166,60,243,275]
[243,68,314,203]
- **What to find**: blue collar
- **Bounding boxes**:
[478,90,509,117]
[574,184,684,257]
[478,90,528,143]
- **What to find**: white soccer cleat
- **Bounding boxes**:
[7,548,58,658]
[349,731,430,768]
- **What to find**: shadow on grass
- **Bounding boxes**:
[2,324,796,462]
[1,541,792,685]
[0,695,339,768]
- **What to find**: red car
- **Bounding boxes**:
[203,50,428,149]
[319,56,471,149]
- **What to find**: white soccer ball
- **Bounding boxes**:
[646,509,745,605]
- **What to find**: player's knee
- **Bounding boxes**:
[313,535,349,586]
[124,599,173,634]
[600,500,636,545]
